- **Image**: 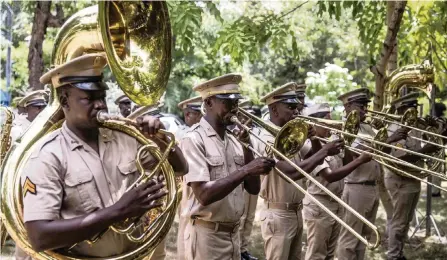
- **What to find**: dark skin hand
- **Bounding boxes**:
[320,152,372,183]
[277,139,345,181]
[26,180,167,251]
[135,115,188,176]
[25,86,185,251]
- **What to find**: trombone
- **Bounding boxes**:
[232,108,381,249]
[298,117,447,187]
[367,108,447,144]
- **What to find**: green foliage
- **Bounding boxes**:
[305,63,360,105]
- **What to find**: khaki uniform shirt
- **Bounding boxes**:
[252,126,305,204]
[384,124,423,179]
[345,123,380,183]
[11,114,30,142]
[180,118,245,223]
[175,125,190,140]
[21,122,154,257]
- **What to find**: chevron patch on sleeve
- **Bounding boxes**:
[23,177,37,197]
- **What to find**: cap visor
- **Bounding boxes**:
[278,98,300,104]
[72,82,109,91]
[351,98,371,104]
[215,93,243,100]
[26,101,47,107]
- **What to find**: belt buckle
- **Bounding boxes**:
[285,202,291,211]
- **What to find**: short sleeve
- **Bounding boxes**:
[180,133,210,184]
[309,160,330,177]
[21,150,63,222]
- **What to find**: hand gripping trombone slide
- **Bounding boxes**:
[228,113,381,249]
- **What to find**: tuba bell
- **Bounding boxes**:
[1,1,175,259]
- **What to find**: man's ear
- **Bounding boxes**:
[271,103,278,116]
[60,94,69,109]
[205,98,213,109]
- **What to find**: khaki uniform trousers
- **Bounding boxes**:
[377,169,394,236]
[184,220,241,260]
[177,213,187,260]
[337,184,379,260]
[260,207,303,260]
[239,191,258,253]
[384,175,420,260]
[303,197,342,260]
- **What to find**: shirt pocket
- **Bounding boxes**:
[117,160,139,185]
[234,155,244,169]
[206,156,225,180]
[64,171,98,213]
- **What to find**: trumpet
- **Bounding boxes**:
[232,108,381,249]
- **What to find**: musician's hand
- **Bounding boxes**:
[233,118,251,143]
[323,139,344,156]
[424,115,439,127]
[308,125,316,140]
[136,115,165,137]
[387,127,409,143]
[242,157,275,177]
[357,152,373,163]
[113,179,167,219]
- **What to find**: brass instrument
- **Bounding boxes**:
[367,108,446,147]
[369,60,445,179]
[0,107,13,165]
[1,2,175,259]
[311,127,447,192]
[297,110,360,146]
[233,108,381,249]
[0,107,14,246]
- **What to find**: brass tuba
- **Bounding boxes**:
[1,1,176,259]
[0,107,14,246]
[371,60,437,179]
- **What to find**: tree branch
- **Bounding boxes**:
[371,0,407,111]
[275,1,309,21]
[47,3,65,27]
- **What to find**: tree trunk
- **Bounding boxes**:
[370,1,407,111]
[28,1,52,91]
[386,1,398,75]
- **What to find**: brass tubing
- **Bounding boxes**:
[314,136,447,190]
[230,116,381,249]
[306,122,445,164]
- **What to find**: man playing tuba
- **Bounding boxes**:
[17,53,188,259]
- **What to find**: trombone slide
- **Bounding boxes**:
[230,116,381,249]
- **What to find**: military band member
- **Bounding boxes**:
[253,83,343,260]
[431,102,446,197]
[180,73,275,260]
[12,96,26,115]
[11,90,48,142]
[115,94,132,117]
[302,103,372,260]
[176,96,203,140]
[176,95,203,260]
[18,54,187,259]
[336,88,407,260]
[238,99,260,260]
[295,83,307,114]
[384,93,442,260]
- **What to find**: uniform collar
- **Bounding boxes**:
[62,122,115,150]
[199,117,217,137]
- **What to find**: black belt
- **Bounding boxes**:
[345,180,376,186]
